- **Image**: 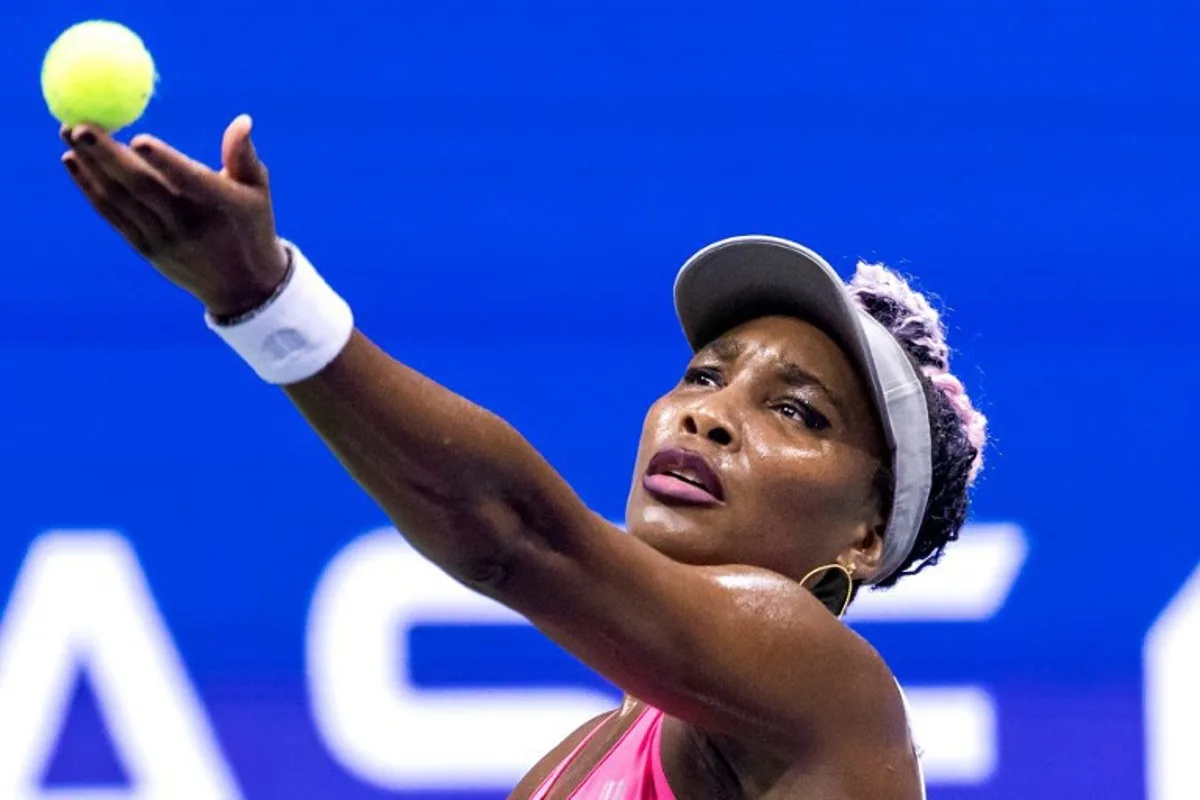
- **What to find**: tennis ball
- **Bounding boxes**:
[41,20,157,132]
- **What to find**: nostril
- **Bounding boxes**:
[707,427,732,446]
[683,416,698,435]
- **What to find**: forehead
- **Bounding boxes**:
[701,316,855,381]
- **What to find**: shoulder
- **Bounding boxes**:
[696,565,913,754]
[502,527,909,764]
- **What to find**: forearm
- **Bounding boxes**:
[282,329,571,584]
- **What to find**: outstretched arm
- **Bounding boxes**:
[59,119,910,758]
[280,328,598,587]
[282,328,904,755]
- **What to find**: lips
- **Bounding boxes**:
[643,447,725,506]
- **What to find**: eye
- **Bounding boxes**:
[683,366,723,388]
[774,399,831,431]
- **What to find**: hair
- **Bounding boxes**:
[848,261,988,589]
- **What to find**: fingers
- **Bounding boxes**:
[128,133,225,201]
[221,114,269,187]
[68,126,182,225]
[62,152,152,254]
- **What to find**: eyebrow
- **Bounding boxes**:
[699,336,847,418]
[778,362,848,420]
[777,361,829,393]
[701,336,743,363]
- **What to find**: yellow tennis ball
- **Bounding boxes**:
[41,20,157,132]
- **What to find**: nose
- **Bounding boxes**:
[682,403,738,448]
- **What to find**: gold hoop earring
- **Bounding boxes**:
[800,562,856,618]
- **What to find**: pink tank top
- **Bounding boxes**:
[530,686,925,799]
[529,705,676,800]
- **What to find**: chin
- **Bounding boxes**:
[624,497,721,564]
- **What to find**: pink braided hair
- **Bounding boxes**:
[848,262,987,483]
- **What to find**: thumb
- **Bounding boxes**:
[221,114,269,187]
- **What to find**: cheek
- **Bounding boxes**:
[635,398,676,460]
[744,439,876,521]
[627,398,687,520]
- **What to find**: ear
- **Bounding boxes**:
[845,464,890,576]
[846,520,885,577]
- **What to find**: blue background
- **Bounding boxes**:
[4,1,1200,797]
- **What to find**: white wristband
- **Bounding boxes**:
[204,240,354,385]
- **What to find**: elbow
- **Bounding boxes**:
[398,451,581,598]
[455,548,518,593]
[434,491,537,595]
[443,489,575,603]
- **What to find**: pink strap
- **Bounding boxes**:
[530,705,676,799]
[647,707,674,796]
[558,706,651,796]
[528,713,613,800]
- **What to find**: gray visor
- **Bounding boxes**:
[673,235,932,584]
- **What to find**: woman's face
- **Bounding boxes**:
[626,315,888,581]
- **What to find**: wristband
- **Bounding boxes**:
[204,240,354,385]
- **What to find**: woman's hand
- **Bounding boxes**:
[61,114,289,318]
